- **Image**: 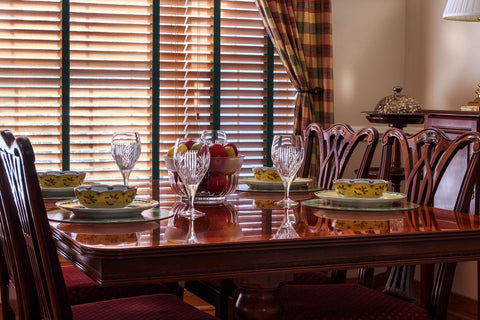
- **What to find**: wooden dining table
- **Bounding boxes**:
[46,189,480,320]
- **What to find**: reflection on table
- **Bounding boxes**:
[47,191,480,320]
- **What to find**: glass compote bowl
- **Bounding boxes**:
[173,137,210,243]
[111,132,141,186]
[271,134,304,208]
[200,129,227,145]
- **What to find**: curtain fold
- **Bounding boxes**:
[255,0,333,133]
[256,0,333,182]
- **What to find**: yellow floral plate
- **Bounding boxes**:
[239,177,312,191]
[55,199,159,219]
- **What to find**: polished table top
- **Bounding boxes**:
[46,191,480,287]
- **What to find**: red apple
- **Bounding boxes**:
[224,142,238,156]
[198,144,209,156]
[184,139,195,150]
[203,172,228,194]
[209,144,228,171]
[209,144,228,157]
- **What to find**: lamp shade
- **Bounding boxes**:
[443,0,480,21]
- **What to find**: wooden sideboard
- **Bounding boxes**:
[421,110,480,214]
[421,110,480,135]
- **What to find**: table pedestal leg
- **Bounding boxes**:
[234,274,292,320]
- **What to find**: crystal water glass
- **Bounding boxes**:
[111,132,141,186]
[173,137,210,243]
[271,134,304,208]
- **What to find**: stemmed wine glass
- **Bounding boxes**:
[111,132,141,186]
[173,137,210,243]
[271,134,304,208]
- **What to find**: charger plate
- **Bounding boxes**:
[48,206,171,224]
[302,197,419,212]
[314,190,409,208]
[238,177,312,191]
[237,184,321,193]
[55,199,159,219]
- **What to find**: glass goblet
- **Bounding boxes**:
[111,132,141,186]
[271,134,304,208]
[173,138,210,216]
[173,138,210,243]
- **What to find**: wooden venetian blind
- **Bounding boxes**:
[1,0,296,199]
[0,0,62,171]
[158,0,214,198]
[273,55,297,136]
[219,0,296,172]
[69,0,153,196]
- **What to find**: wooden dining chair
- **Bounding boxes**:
[278,127,480,320]
[0,131,183,318]
[293,123,379,284]
[183,123,379,319]
[0,130,217,320]
[299,122,379,190]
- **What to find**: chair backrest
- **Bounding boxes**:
[377,127,480,320]
[300,123,379,189]
[379,127,480,212]
[0,130,73,320]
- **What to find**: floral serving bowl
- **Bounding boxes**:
[252,167,282,182]
[74,184,137,208]
[333,179,388,198]
[38,171,86,188]
[165,155,244,203]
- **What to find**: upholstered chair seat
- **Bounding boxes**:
[279,284,430,320]
[62,265,173,305]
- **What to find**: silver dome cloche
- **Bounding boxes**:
[374,87,421,114]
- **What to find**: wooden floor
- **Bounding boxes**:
[183,286,478,320]
[444,292,477,320]
[184,289,216,316]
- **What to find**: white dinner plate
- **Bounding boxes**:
[239,177,312,191]
[55,199,159,219]
[314,190,407,208]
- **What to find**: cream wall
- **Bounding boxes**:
[332,0,406,128]
[331,0,480,300]
[405,0,480,110]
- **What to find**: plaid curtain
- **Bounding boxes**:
[256,0,334,183]
[255,0,334,133]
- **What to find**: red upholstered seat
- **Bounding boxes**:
[279,284,430,320]
[290,271,331,285]
[62,265,172,305]
[72,293,215,320]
